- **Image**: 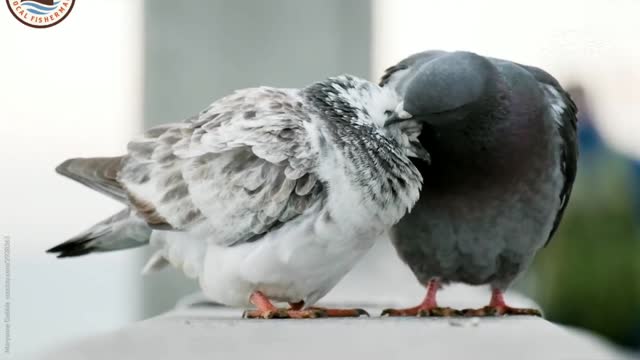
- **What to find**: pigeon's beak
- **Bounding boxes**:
[384,102,413,127]
[410,141,431,164]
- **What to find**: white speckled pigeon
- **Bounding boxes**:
[47,75,427,319]
[380,51,578,317]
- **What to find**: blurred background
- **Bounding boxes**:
[1,0,639,356]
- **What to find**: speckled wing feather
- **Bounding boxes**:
[118,87,323,246]
[519,64,578,246]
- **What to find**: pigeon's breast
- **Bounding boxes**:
[392,126,564,287]
[198,204,379,307]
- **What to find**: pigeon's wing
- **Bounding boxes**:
[118,87,324,246]
[521,65,578,246]
[379,50,447,88]
[56,156,127,202]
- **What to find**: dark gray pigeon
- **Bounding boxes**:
[380,51,578,317]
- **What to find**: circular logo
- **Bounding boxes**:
[6,0,75,28]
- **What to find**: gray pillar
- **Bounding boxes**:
[142,0,372,318]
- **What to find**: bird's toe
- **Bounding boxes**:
[461,306,542,317]
[417,307,462,317]
[381,308,417,317]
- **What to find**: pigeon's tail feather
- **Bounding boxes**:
[56,156,127,202]
[47,209,151,258]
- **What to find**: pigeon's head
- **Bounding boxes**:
[386,51,497,127]
[306,75,431,162]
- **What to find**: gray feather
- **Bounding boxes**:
[56,157,126,202]
[47,209,151,257]
[116,87,326,246]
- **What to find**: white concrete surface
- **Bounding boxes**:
[33,292,631,360]
[27,240,633,359]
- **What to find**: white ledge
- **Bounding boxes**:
[31,241,635,360]
[36,300,630,360]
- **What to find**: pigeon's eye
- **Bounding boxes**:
[384,110,393,116]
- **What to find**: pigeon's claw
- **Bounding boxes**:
[381,306,461,317]
[381,279,461,317]
[461,288,542,317]
[288,301,369,317]
[242,308,328,319]
[307,307,369,317]
[418,307,462,317]
[461,306,541,317]
[242,309,286,319]
[381,306,421,317]
[243,291,328,319]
